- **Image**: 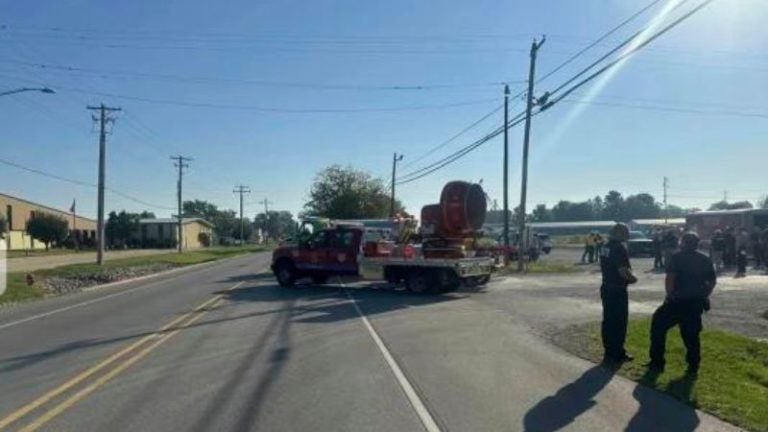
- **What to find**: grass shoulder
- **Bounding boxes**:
[1,245,271,306]
[553,318,768,432]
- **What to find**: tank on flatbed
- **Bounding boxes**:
[420,181,487,258]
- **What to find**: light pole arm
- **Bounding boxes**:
[0,87,55,98]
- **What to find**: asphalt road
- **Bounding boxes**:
[0,252,740,431]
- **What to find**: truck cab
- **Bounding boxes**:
[271,226,363,287]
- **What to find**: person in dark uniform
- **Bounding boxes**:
[648,232,716,374]
[599,223,638,365]
[652,228,664,269]
[723,227,736,268]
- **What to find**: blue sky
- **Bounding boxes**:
[1,0,767,220]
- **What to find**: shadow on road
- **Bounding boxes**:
[0,275,459,374]
[625,369,700,432]
[522,365,615,431]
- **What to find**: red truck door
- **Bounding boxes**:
[329,229,361,275]
[295,230,334,272]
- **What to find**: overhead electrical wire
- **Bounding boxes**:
[395,0,716,185]
[0,157,175,210]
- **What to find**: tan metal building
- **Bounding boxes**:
[0,193,97,250]
[136,218,214,250]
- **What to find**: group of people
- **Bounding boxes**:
[599,223,716,375]
[581,232,604,264]
[651,227,682,270]
[709,226,768,277]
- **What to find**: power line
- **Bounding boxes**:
[0,58,526,90]
[561,98,768,120]
[543,0,717,109]
[400,104,504,170]
[0,156,174,210]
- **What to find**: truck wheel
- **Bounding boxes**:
[275,261,296,287]
[476,275,491,286]
[406,271,435,294]
[311,275,329,285]
[436,269,460,292]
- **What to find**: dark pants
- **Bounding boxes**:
[737,251,747,274]
[650,300,704,369]
[754,244,763,268]
[653,248,663,269]
[601,284,628,360]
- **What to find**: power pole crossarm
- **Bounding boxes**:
[86,104,121,265]
[171,155,192,253]
[517,37,545,272]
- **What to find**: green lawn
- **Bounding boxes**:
[1,245,270,305]
[7,249,94,259]
[557,319,768,432]
[497,260,581,275]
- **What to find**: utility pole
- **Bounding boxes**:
[171,155,192,253]
[503,84,510,247]
[233,185,251,246]
[663,176,669,224]
[517,37,546,272]
[258,198,273,243]
[390,153,404,217]
[86,104,121,265]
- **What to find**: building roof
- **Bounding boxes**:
[139,217,214,228]
[0,192,97,223]
[528,221,617,228]
[686,208,768,217]
[631,218,687,225]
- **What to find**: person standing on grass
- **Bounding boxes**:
[648,232,716,375]
[599,223,638,365]
[594,233,604,264]
[582,232,595,264]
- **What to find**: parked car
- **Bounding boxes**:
[627,230,654,257]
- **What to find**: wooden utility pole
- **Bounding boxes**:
[86,104,121,265]
[517,37,545,272]
[233,185,251,246]
[503,84,510,247]
[390,153,404,217]
[171,155,192,253]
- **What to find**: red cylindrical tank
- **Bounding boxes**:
[420,181,487,238]
[439,181,487,235]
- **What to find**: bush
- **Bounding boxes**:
[26,213,69,250]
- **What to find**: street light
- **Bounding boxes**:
[0,87,56,98]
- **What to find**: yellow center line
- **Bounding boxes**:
[20,297,225,432]
[0,280,243,430]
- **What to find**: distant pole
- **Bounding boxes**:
[390,153,404,217]
[87,104,121,265]
[171,155,192,252]
[517,37,545,272]
[503,84,510,247]
[233,185,251,246]
[259,198,273,241]
[663,176,669,224]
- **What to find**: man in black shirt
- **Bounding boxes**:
[600,223,638,365]
[648,232,716,374]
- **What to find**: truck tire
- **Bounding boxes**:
[311,274,329,285]
[436,269,460,292]
[476,275,491,285]
[274,260,296,287]
[406,270,436,294]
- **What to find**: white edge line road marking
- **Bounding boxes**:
[344,289,442,432]
[0,256,256,331]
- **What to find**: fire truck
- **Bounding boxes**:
[270,181,496,294]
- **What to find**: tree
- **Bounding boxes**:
[603,191,625,221]
[485,209,511,225]
[254,211,296,241]
[105,211,140,247]
[530,204,552,222]
[624,193,661,219]
[183,200,244,242]
[139,211,156,219]
[760,196,768,209]
[233,217,254,241]
[183,200,219,221]
[708,200,753,210]
[26,213,68,250]
[551,200,594,222]
[664,204,687,218]
[304,165,404,218]
[590,196,604,220]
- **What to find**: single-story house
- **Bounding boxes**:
[136,218,214,250]
[527,221,617,236]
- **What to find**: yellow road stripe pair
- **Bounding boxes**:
[0,284,238,432]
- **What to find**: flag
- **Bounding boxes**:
[69,199,76,214]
